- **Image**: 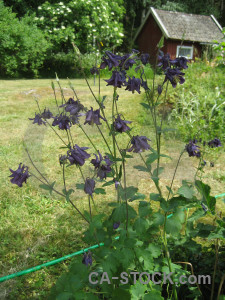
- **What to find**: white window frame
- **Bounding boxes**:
[176,45,194,59]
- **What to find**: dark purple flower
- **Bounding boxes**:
[59,155,67,166]
[140,53,150,65]
[41,108,53,119]
[208,138,222,148]
[100,51,122,70]
[67,144,90,166]
[84,107,106,126]
[201,202,208,212]
[60,98,84,115]
[70,114,80,125]
[105,71,126,88]
[170,57,188,70]
[114,181,120,189]
[158,51,171,70]
[141,80,149,91]
[125,76,141,94]
[29,113,46,126]
[119,52,136,70]
[113,221,120,229]
[157,85,163,95]
[113,115,132,133]
[82,251,92,266]
[90,66,99,75]
[52,113,71,130]
[84,178,95,196]
[164,68,185,88]
[185,141,201,157]
[9,163,30,187]
[128,135,151,153]
[201,160,207,166]
[91,151,113,179]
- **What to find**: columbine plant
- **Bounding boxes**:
[9,40,224,300]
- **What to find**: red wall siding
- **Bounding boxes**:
[136,15,202,62]
[137,15,166,63]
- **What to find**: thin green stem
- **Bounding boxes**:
[79,125,98,153]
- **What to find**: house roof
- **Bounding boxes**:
[134,7,224,44]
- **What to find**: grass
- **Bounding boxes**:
[0,68,224,299]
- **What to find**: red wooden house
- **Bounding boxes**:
[133,7,224,62]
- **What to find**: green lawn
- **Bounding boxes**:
[0,76,224,299]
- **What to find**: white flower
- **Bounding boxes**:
[106,25,109,29]
[38,6,42,10]
[114,27,118,31]
[111,12,114,15]
[59,2,63,5]
[61,26,65,29]
[116,40,120,43]
[119,32,124,37]
[40,16,44,21]
[92,29,96,32]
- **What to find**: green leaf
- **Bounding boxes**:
[160,154,172,159]
[153,167,164,177]
[112,288,130,300]
[130,281,147,299]
[134,217,149,234]
[146,153,158,165]
[140,102,151,110]
[195,180,216,213]
[166,209,185,235]
[178,184,195,199]
[129,193,146,202]
[133,165,149,172]
[138,201,152,217]
[76,183,85,190]
[39,181,56,195]
[102,180,115,187]
[147,244,161,258]
[157,35,164,49]
[150,193,161,201]
[112,203,137,222]
[144,290,163,300]
[94,188,106,195]
[119,186,138,201]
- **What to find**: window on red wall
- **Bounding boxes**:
[176,46,193,59]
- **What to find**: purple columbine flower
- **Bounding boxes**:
[157,51,171,70]
[67,144,90,166]
[100,51,122,70]
[171,56,188,70]
[9,163,30,187]
[164,68,185,88]
[60,98,84,115]
[84,107,106,126]
[84,178,95,196]
[105,71,126,88]
[208,138,222,148]
[91,151,113,179]
[113,221,120,229]
[140,53,150,65]
[125,76,141,94]
[59,155,67,166]
[90,66,99,75]
[41,108,53,119]
[29,113,46,126]
[82,251,92,266]
[141,80,149,91]
[113,115,132,133]
[157,85,163,95]
[52,113,71,130]
[128,135,151,153]
[119,51,137,70]
[185,141,201,157]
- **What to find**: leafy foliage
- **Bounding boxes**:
[0,1,50,77]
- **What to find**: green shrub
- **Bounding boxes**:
[0,1,50,78]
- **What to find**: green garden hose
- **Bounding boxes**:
[0,193,224,283]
